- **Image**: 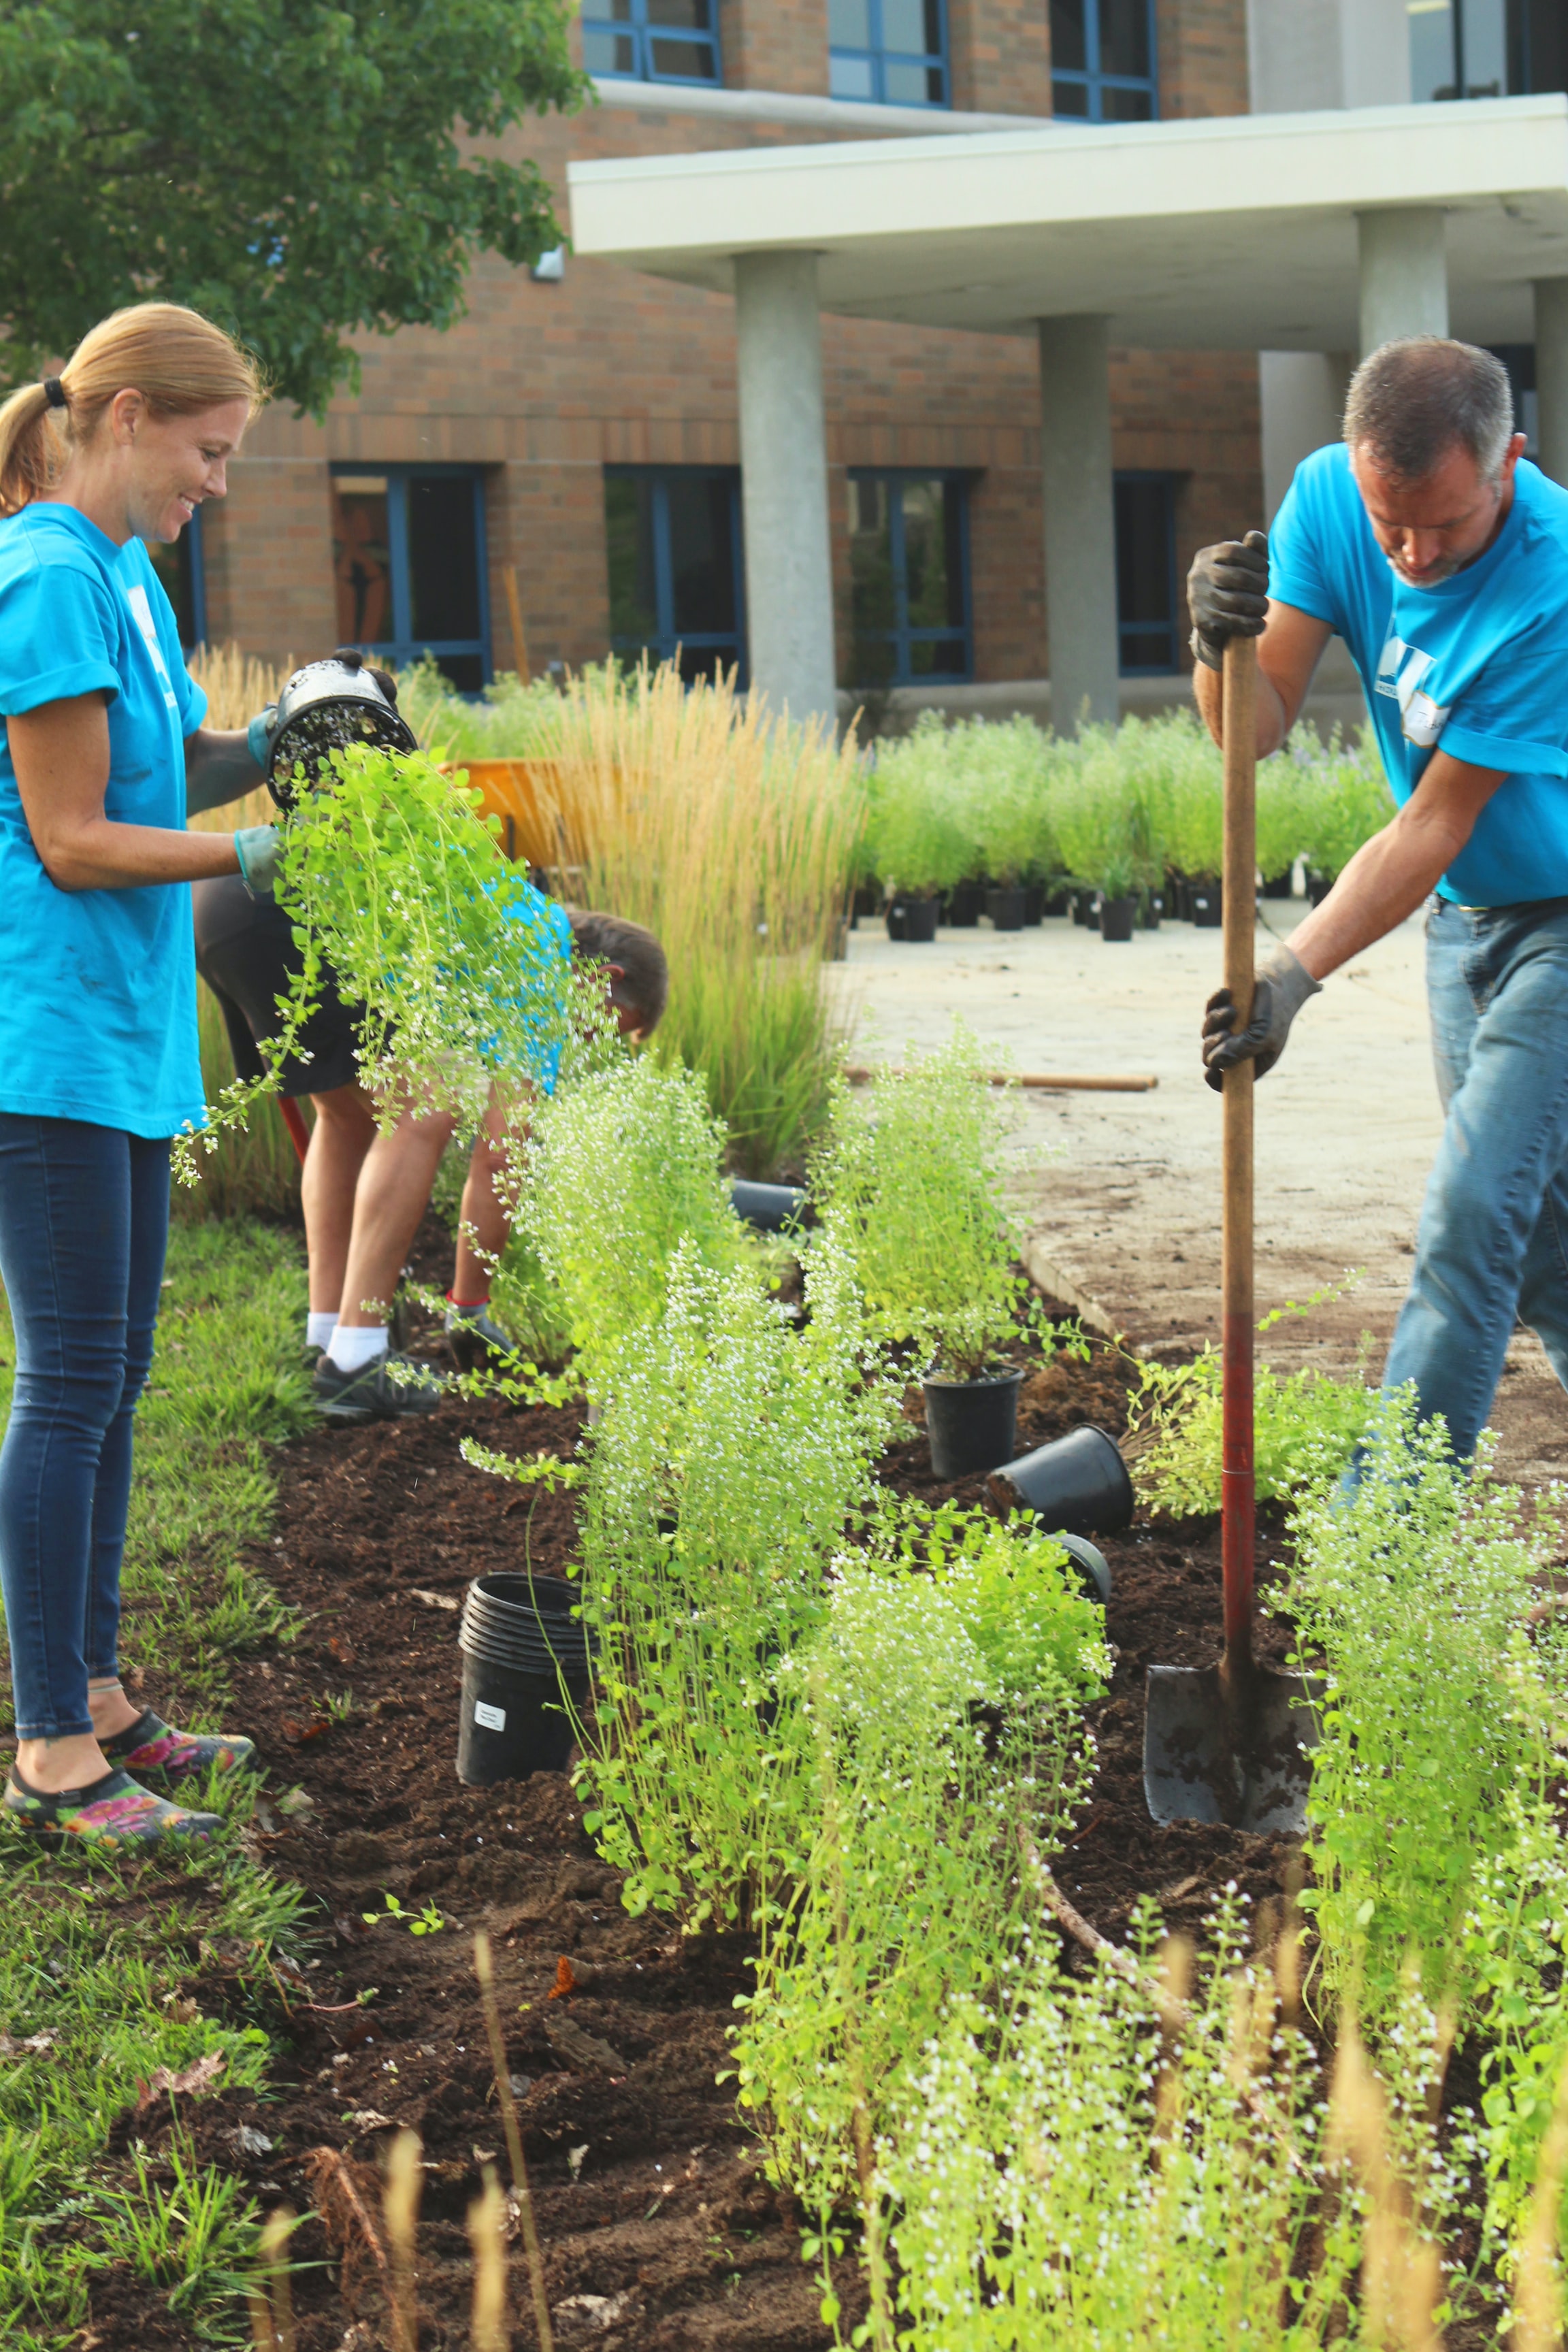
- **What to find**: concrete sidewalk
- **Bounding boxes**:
[826,902,1565,1486]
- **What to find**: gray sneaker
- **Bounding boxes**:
[312,1351,445,1424]
[444,1303,521,1373]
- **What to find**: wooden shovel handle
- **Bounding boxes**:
[1221,635,1257,1665]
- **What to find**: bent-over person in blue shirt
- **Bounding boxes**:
[1190,336,1568,1463]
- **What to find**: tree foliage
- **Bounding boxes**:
[0,0,586,415]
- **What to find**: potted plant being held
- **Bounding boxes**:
[812,1027,1041,1478]
[866,715,970,941]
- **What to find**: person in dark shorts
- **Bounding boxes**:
[192,877,668,1422]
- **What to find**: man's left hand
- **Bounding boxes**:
[1202,941,1322,1091]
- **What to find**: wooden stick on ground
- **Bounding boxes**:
[843,1066,1158,1093]
[475,1931,555,2351]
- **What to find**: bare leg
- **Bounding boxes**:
[452,1089,527,1301]
[336,1101,459,1331]
[301,1083,378,1314]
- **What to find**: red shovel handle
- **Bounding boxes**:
[1221,636,1258,1667]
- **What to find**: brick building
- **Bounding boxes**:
[175,0,1568,723]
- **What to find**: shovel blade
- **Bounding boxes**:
[1143,1662,1322,1833]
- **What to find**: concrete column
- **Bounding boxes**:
[1259,351,1353,521]
[1037,316,1118,731]
[1356,208,1448,359]
[733,249,836,729]
[1534,279,1568,489]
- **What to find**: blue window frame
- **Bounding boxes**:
[581,0,721,85]
[330,466,490,693]
[1114,470,1178,675]
[1050,0,1158,121]
[830,0,949,106]
[604,466,746,683]
[847,471,972,687]
[148,507,207,651]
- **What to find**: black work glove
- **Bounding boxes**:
[1188,529,1269,672]
[1201,941,1321,1092]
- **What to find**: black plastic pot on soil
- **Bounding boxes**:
[730,1179,806,1232]
[1190,877,1223,928]
[923,1367,1024,1480]
[947,879,984,927]
[457,1573,594,1786]
[1022,881,1046,926]
[1056,1532,1112,1606]
[988,1425,1134,1538]
[887,896,939,943]
[987,885,1026,932]
[1099,896,1135,943]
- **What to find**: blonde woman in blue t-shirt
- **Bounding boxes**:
[0,304,286,1847]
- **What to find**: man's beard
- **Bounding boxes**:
[1385,548,1463,587]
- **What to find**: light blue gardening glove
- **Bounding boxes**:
[235,825,284,900]
[246,704,278,772]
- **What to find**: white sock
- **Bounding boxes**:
[327,1325,390,1374]
[306,1311,338,1351]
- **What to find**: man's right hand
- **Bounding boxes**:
[1188,530,1269,672]
[235,825,284,900]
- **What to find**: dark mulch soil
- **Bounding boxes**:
[90,1226,1316,2350]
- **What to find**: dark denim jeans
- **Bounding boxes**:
[1382,896,1568,1458]
[0,1117,169,1740]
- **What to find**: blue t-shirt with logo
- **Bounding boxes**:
[0,503,208,1137]
[1269,444,1568,906]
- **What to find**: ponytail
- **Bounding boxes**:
[0,303,265,518]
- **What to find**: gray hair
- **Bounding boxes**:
[1343,338,1516,485]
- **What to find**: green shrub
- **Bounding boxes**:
[811,1028,1047,1380]
[1128,1333,1375,1518]
[866,714,975,897]
[1299,725,1396,881]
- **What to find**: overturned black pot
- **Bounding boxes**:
[457,1573,594,1786]
[730,1179,806,1232]
[887,895,939,943]
[988,1425,1133,1538]
[1099,895,1135,943]
[923,1367,1024,1480]
[1056,1532,1112,1607]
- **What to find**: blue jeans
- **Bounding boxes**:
[0,1117,169,1741]
[1382,897,1568,1458]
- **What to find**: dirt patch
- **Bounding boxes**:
[97,1238,1309,2349]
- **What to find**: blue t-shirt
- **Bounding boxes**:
[0,504,208,1137]
[494,883,572,1094]
[1270,445,1568,906]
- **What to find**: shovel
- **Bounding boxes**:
[1143,634,1321,1833]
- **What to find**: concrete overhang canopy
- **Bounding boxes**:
[567,93,1568,350]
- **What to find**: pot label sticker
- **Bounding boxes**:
[473,1701,507,1731]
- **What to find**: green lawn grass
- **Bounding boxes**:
[0,1217,314,2347]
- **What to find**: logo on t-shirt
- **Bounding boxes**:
[124,582,178,712]
[1375,630,1450,749]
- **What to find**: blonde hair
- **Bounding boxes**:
[0,303,265,517]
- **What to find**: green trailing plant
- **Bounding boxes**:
[811,1029,1062,1381]
[1286,1389,1563,2036]
[174,981,305,1224]
[176,744,573,1178]
[574,1238,898,1927]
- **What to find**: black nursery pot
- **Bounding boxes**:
[1260,869,1295,900]
[887,896,939,943]
[1022,881,1046,926]
[730,1179,806,1233]
[990,1425,1134,1538]
[923,1367,1024,1480]
[1190,877,1224,928]
[1056,1532,1113,1607]
[987,885,1027,932]
[1099,895,1135,943]
[1307,872,1335,906]
[947,879,985,928]
[1139,891,1162,932]
[457,1574,594,1786]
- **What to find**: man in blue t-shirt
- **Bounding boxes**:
[1189,336,1568,1461]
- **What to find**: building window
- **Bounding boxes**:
[148,509,206,651]
[1114,472,1178,675]
[330,468,490,693]
[604,467,745,683]
[1050,0,1158,120]
[847,472,972,687]
[581,0,720,84]
[1410,0,1568,101]
[830,0,948,106]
